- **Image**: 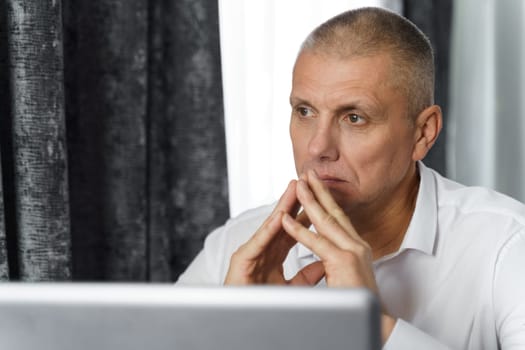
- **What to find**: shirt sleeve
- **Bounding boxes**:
[493,230,525,349]
[383,319,452,350]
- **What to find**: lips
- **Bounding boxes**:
[316,174,346,183]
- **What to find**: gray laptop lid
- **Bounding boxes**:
[0,284,380,350]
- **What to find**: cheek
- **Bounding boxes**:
[364,134,414,181]
[290,125,308,171]
[340,131,406,174]
[340,133,384,164]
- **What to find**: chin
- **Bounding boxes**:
[328,188,358,212]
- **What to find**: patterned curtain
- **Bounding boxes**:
[404,0,453,175]
[0,0,229,281]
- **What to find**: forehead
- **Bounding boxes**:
[292,51,393,90]
[290,51,404,109]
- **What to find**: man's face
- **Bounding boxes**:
[289,51,419,214]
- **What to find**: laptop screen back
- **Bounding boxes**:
[0,284,381,350]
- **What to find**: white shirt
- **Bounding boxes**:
[177,162,525,349]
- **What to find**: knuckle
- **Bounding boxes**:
[311,232,329,248]
[353,243,366,256]
[322,212,338,226]
[230,248,244,263]
[337,243,371,265]
[312,232,325,244]
[251,238,268,254]
[354,242,372,260]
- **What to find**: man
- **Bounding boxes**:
[177,7,525,349]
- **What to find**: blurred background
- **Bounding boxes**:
[0,0,523,281]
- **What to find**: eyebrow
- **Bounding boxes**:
[290,95,382,118]
[289,96,308,107]
[334,103,362,114]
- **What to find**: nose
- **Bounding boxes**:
[308,123,339,161]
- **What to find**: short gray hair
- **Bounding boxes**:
[300,7,435,120]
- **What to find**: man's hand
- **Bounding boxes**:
[224,180,323,285]
[281,169,396,342]
[280,169,379,291]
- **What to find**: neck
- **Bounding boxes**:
[349,164,420,260]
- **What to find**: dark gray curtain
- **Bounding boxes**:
[404,0,452,176]
[0,2,9,280]
[0,0,229,281]
[0,1,72,281]
[0,165,6,279]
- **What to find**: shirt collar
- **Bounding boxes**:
[296,161,438,259]
[398,161,437,256]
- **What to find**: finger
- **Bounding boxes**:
[275,179,301,217]
[270,222,299,264]
[258,180,296,228]
[306,170,360,240]
[288,261,325,286]
[253,179,302,253]
[296,179,359,249]
[240,180,298,256]
[236,210,284,259]
[282,212,340,261]
[296,209,311,228]
[282,213,377,290]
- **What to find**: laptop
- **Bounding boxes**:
[0,283,380,350]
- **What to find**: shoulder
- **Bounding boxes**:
[224,204,275,231]
[429,166,525,228]
[424,166,525,257]
[421,167,525,298]
[203,203,275,253]
[176,203,275,285]
[219,204,275,241]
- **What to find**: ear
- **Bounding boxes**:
[412,105,443,161]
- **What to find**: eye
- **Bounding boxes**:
[344,113,365,125]
[296,106,314,118]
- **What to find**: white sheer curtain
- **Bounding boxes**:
[448,0,525,202]
[219,0,403,217]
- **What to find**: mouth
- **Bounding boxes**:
[317,175,347,184]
